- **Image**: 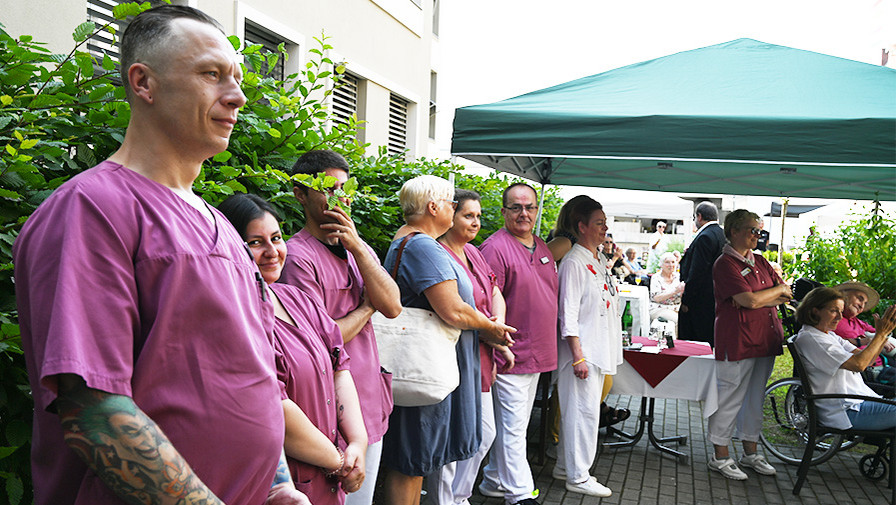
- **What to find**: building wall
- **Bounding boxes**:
[1,0,438,159]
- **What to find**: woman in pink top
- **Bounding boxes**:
[433,189,515,504]
[219,194,368,504]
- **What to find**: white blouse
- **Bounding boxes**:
[558,244,623,374]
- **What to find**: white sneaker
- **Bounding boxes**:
[551,465,566,480]
[708,457,748,480]
[739,453,777,476]
[565,476,612,497]
[477,480,505,498]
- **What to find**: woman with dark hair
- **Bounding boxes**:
[429,188,515,504]
[218,193,368,504]
[553,195,618,498]
[794,287,896,430]
[706,209,792,481]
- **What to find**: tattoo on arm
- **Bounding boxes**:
[272,449,292,487]
[56,379,224,505]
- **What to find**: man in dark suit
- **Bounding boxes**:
[678,201,725,346]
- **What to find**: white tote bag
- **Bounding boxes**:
[372,232,462,407]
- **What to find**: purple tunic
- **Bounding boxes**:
[479,228,559,374]
[270,283,348,504]
[13,161,283,505]
[442,243,499,392]
[280,229,393,443]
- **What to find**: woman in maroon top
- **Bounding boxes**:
[706,209,792,481]
[219,193,368,504]
[432,189,515,504]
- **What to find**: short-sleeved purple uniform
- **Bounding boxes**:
[479,228,559,374]
[280,229,393,443]
[712,250,784,361]
[13,161,284,505]
[270,283,348,504]
[442,243,500,392]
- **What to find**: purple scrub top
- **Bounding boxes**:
[280,229,393,443]
[479,228,559,374]
[270,283,348,504]
[442,242,499,391]
[13,161,284,505]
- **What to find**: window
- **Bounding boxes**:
[388,94,409,156]
[332,73,360,127]
[86,0,176,80]
[432,0,440,36]
[244,21,287,81]
[428,72,437,139]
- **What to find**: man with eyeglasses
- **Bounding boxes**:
[477,183,559,505]
[678,201,725,346]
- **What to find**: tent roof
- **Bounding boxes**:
[451,38,896,201]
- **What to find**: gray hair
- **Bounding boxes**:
[660,251,677,264]
[399,175,454,220]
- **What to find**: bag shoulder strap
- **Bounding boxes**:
[390,231,421,279]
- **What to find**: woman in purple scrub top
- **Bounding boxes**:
[219,193,368,505]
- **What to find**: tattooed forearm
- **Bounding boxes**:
[55,375,224,505]
[272,449,292,487]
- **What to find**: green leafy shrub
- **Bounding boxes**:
[787,204,896,317]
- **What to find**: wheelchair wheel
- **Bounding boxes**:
[760,378,842,465]
[859,454,888,481]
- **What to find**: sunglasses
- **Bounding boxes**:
[748,227,762,236]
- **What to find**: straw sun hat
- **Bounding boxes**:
[834,281,880,312]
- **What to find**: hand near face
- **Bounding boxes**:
[872,305,896,340]
[320,205,362,252]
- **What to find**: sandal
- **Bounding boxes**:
[599,402,630,427]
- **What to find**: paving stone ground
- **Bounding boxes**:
[401,394,891,505]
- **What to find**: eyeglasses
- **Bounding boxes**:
[748,227,762,236]
[438,199,457,209]
[503,204,538,214]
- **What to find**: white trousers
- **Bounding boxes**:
[427,391,497,504]
[343,439,382,505]
[707,356,775,446]
[555,363,604,484]
[480,373,540,504]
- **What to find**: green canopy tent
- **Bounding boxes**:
[451,39,896,205]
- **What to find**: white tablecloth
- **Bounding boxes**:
[611,350,719,419]
[617,284,650,338]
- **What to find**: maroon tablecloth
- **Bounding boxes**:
[624,336,713,388]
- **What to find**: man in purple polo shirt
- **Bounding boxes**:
[478,183,559,505]
[279,149,402,505]
[13,6,307,505]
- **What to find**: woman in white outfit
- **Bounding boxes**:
[553,196,621,498]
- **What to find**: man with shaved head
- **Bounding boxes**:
[15,6,306,504]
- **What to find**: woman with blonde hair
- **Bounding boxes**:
[380,175,516,505]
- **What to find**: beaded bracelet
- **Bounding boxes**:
[572,358,586,366]
[324,446,345,477]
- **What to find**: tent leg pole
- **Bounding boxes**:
[780,198,788,269]
[535,182,547,237]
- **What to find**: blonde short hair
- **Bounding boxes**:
[399,175,454,220]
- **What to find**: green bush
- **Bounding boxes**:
[0,5,562,502]
[787,204,896,317]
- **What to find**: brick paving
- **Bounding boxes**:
[408,394,891,505]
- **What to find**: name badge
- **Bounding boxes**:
[740,267,751,277]
[540,256,550,264]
